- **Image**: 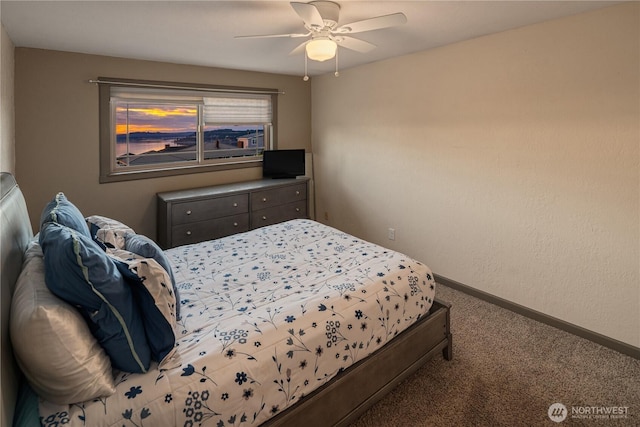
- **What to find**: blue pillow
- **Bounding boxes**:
[39,192,90,238]
[125,233,180,319]
[39,222,151,373]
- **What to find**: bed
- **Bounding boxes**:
[1,172,451,427]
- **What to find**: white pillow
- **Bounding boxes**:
[10,241,116,404]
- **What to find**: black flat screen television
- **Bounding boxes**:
[262,149,305,179]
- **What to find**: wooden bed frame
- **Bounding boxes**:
[0,172,451,427]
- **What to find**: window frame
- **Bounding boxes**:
[98,78,279,183]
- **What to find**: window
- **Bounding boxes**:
[98,79,278,182]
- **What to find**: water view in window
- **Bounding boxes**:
[115,103,263,167]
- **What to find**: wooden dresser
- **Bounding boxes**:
[157,178,309,248]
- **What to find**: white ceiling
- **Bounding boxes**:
[1,1,620,77]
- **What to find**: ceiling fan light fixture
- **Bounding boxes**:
[306,37,337,62]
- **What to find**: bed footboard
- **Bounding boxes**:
[263,298,452,427]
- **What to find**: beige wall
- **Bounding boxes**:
[312,3,639,347]
[1,23,14,173]
[14,49,311,237]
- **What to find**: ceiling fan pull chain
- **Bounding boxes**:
[303,50,310,81]
[335,48,340,77]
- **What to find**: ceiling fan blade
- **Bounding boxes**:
[335,12,407,34]
[289,40,309,56]
[290,2,324,28]
[235,32,309,39]
[335,36,376,53]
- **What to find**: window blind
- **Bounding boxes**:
[203,95,272,125]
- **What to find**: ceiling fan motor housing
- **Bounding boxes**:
[310,1,340,29]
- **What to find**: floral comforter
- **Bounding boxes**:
[40,219,435,426]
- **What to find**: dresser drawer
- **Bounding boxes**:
[251,183,307,211]
[172,194,248,225]
[251,200,307,228]
[172,214,250,246]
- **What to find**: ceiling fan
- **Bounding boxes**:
[236,1,407,76]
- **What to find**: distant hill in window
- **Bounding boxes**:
[117,128,258,142]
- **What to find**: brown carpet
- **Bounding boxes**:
[350,284,640,426]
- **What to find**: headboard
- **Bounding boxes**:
[0,173,34,427]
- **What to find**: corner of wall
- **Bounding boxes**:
[0,23,16,174]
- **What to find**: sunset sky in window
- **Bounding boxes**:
[116,104,197,134]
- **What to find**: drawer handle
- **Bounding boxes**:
[295,208,300,212]
[186,230,192,236]
[295,190,300,195]
[186,210,192,215]
[262,216,267,220]
[233,202,238,207]
[233,222,238,227]
[262,197,268,202]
